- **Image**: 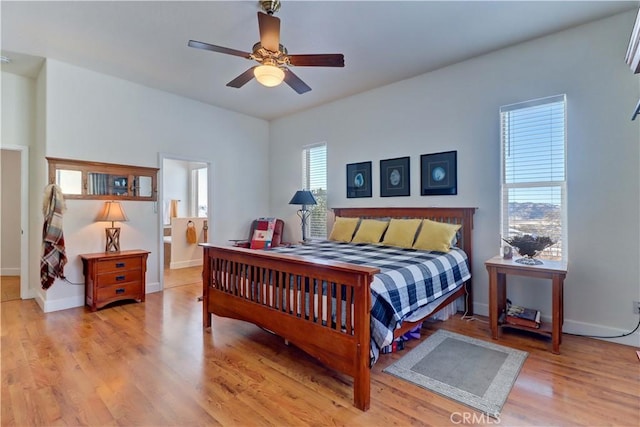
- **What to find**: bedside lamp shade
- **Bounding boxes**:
[96,201,128,252]
[289,190,317,206]
[289,190,317,242]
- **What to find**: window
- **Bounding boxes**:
[303,143,327,239]
[500,94,567,260]
[191,166,208,218]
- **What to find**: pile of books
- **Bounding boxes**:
[501,301,541,328]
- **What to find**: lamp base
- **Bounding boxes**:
[297,208,311,242]
[105,227,121,252]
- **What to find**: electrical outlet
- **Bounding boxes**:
[634,301,640,315]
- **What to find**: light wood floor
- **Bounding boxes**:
[163,265,202,289]
[0,276,20,302]
[1,282,638,426]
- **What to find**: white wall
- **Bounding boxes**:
[163,159,190,222]
[1,72,37,296]
[270,12,640,346]
[1,71,33,276]
[169,217,206,269]
[30,59,270,311]
[2,72,35,148]
[30,64,48,304]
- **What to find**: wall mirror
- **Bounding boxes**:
[47,157,159,201]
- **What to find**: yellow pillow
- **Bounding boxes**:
[351,219,389,244]
[412,219,461,252]
[381,218,422,248]
[328,217,360,242]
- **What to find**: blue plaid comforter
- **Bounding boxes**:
[270,241,471,363]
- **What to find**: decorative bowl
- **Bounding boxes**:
[502,234,555,264]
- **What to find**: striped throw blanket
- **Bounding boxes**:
[40,184,67,289]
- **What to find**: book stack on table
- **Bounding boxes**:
[501,302,541,328]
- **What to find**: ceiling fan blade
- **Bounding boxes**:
[283,68,311,94]
[226,67,257,88]
[257,12,280,52]
[188,40,251,59]
[288,54,345,67]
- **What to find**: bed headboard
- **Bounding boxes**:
[331,206,477,276]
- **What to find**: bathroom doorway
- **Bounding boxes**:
[0,146,29,300]
[159,154,211,290]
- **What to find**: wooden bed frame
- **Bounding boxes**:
[201,207,475,411]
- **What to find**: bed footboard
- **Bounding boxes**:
[201,244,379,411]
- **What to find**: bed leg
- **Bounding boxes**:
[353,370,371,411]
[202,292,211,328]
[353,343,371,411]
[202,250,211,329]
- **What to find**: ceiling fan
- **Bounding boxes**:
[188,0,344,94]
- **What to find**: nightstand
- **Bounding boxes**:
[80,250,149,311]
[485,256,567,354]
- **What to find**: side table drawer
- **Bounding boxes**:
[96,269,142,288]
[96,282,143,302]
[96,258,141,273]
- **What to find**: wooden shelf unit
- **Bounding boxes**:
[485,256,567,354]
[501,320,552,336]
[47,157,159,201]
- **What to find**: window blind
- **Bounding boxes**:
[303,144,327,239]
[500,94,567,260]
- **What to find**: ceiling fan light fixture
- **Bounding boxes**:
[254,64,285,87]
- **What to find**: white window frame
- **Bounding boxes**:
[302,143,327,239]
[500,94,567,261]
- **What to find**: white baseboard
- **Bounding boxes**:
[43,295,85,313]
[34,292,45,312]
[146,281,161,294]
[561,319,640,348]
[169,259,203,269]
[472,302,640,348]
[0,267,20,276]
[32,281,162,313]
[37,294,84,313]
[23,287,35,300]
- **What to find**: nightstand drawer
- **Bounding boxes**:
[96,269,142,287]
[96,282,143,302]
[96,258,142,273]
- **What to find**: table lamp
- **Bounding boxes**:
[288,190,317,242]
[96,201,128,252]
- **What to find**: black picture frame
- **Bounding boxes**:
[380,156,410,197]
[346,161,372,198]
[420,150,457,196]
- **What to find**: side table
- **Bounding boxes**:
[485,256,567,354]
[80,250,150,311]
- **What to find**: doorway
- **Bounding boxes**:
[159,154,211,290]
[0,146,29,301]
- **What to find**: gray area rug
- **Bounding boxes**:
[383,329,527,417]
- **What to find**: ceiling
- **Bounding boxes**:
[2,1,637,121]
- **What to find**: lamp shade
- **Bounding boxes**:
[289,190,317,206]
[254,65,285,87]
[96,201,129,224]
